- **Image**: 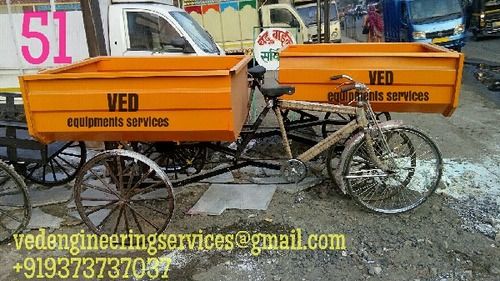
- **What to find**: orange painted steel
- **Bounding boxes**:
[278,43,464,116]
[19,56,252,144]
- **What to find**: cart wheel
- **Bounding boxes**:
[17,141,86,187]
[134,142,206,180]
[0,160,31,243]
[74,149,174,235]
[342,126,442,214]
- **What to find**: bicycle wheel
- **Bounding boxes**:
[74,149,174,235]
[342,126,442,214]
[0,160,31,243]
[326,123,413,197]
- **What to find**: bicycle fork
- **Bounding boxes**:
[358,108,393,174]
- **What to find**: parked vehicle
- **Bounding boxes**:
[182,0,340,53]
[0,0,222,92]
[469,0,500,39]
[382,0,466,51]
[295,0,342,43]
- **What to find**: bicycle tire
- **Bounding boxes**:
[342,126,442,214]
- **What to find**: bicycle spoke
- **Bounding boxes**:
[59,152,82,158]
[129,181,164,197]
[26,163,41,178]
[88,168,120,198]
[103,161,121,192]
[95,203,120,230]
[84,200,118,216]
[125,168,154,198]
[80,197,118,202]
[0,208,22,223]
[132,200,172,216]
[113,205,125,234]
[128,205,144,234]
[82,183,117,197]
[116,156,124,192]
[125,204,160,232]
[52,158,72,178]
[56,155,78,170]
[123,207,130,232]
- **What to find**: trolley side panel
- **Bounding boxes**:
[20,56,251,143]
[279,43,464,116]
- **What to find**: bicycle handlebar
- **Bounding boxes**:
[330,74,354,81]
[340,83,368,93]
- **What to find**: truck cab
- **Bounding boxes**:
[383,0,466,51]
[260,3,308,43]
[295,0,342,43]
[469,0,500,40]
[182,0,312,53]
[107,1,223,56]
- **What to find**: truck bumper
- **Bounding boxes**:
[437,38,465,49]
[414,36,465,50]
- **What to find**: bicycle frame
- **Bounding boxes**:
[277,100,364,162]
[278,100,391,175]
[170,74,392,187]
[232,74,391,169]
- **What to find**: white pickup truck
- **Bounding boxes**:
[0,0,223,91]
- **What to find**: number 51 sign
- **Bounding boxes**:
[22,11,72,65]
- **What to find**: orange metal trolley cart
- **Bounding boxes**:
[279,43,464,116]
[278,43,464,136]
[13,45,460,236]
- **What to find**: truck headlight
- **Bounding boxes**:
[454,24,465,35]
[412,31,426,39]
[307,34,313,43]
[331,31,338,39]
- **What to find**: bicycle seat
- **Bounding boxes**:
[248,65,266,79]
[261,85,295,98]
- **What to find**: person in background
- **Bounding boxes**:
[363,4,384,42]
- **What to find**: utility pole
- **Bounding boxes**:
[316,0,322,42]
[323,0,330,42]
[79,0,107,56]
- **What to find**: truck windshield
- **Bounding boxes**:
[409,0,462,24]
[170,11,219,54]
[296,3,338,26]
